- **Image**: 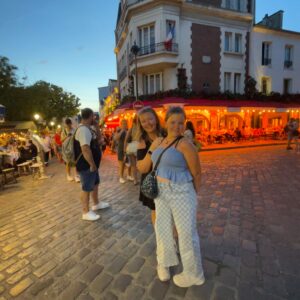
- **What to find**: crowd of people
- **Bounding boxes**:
[2,107,299,288]
[71,106,205,288]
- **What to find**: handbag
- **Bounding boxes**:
[141,136,183,199]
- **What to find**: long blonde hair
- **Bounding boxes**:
[136,107,162,142]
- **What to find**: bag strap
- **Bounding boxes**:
[153,136,183,172]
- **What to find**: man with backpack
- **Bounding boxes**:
[74,108,110,221]
[61,118,80,182]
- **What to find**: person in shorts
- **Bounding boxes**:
[74,108,110,221]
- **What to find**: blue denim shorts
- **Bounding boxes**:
[79,169,100,192]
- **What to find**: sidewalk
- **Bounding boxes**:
[0,147,299,299]
[201,139,286,151]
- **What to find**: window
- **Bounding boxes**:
[139,24,155,55]
[225,0,231,9]
[225,32,232,52]
[261,77,270,94]
[234,73,241,94]
[234,34,242,53]
[284,46,293,68]
[283,79,292,94]
[237,0,241,11]
[224,72,231,91]
[262,42,271,65]
[143,73,162,94]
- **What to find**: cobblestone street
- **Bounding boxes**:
[0,146,299,300]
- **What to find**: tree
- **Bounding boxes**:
[0,56,18,89]
[0,56,81,121]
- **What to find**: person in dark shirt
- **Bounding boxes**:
[28,140,38,159]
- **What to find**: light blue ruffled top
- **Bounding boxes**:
[151,147,193,183]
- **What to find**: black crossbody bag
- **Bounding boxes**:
[141,136,183,199]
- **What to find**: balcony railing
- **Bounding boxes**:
[262,58,272,66]
[129,42,178,64]
[284,60,293,69]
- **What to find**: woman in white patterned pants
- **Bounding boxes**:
[148,107,205,288]
[155,181,204,284]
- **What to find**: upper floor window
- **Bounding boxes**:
[234,73,241,94]
[262,42,272,66]
[224,72,231,91]
[234,34,242,53]
[225,0,231,9]
[283,79,292,94]
[143,73,162,95]
[138,24,155,55]
[261,77,271,94]
[237,0,242,11]
[225,32,232,52]
[284,45,293,69]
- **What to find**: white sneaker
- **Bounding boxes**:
[75,176,80,183]
[82,211,100,221]
[173,272,205,288]
[127,176,134,181]
[157,265,170,282]
[67,175,74,182]
[92,202,110,211]
[119,178,126,184]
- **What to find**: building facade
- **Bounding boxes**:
[115,0,255,99]
[249,11,300,95]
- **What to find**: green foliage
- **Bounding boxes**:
[0,56,80,121]
[0,56,18,89]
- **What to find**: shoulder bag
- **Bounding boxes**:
[141,136,182,199]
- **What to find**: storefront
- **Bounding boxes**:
[104,97,300,136]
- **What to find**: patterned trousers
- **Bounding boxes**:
[155,181,204,278]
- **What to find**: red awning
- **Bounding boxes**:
[117,97,300,110]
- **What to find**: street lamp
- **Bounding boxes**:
[50,121,55,126]
[34,114,40,121]
[131,42,140,101]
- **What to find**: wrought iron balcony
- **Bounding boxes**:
[129,42,178,64]
[284,60,293,69]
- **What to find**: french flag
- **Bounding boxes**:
[164,25,174,51]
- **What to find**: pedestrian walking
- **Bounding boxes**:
[114,120,128,183]
[136,107,163,226]
[286,118,299,150]
[74,108,110,221]
[146,106,205,288]
[61,118,80,182]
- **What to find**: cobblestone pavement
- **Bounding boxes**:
[0,146,299,300]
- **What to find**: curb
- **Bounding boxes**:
[200,142,286,152]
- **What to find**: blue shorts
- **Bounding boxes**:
[79,169,100,192]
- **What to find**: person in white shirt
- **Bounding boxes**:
[74,108,110,221]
